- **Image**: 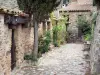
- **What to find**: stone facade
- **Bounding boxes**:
[0,15,34,75]
[59,0,93,42]
[0,0,29,74]
[38,20,52,36]
[78,0,93,5]
[90,9,100,75]
[68,12,91,35]
[0,14,12,75]
[14,26,34,67]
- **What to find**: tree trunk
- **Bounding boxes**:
[32,21,38,61]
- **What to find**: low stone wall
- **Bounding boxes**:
[0,14,12,75]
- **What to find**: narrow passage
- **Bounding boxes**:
[14,44,89,75]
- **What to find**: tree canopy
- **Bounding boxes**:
[17,0,61,21]
[17,0,61,60]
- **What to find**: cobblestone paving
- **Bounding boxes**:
[13,44,89,75]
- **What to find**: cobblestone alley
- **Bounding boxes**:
[13,44,90,75]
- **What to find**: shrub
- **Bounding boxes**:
[51,12,68,46]
[38,30,51,54]
[24,54,37,61]
[53,19,67,47]
[24,55,32,60]
[77,16,91,35]
[53,25,58,47]
[77,16,91,41]
[84,34,91,41]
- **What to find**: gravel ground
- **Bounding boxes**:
[12,44,89,75]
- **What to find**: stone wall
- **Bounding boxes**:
[0,15,34,75]
[14,25,34,67]
[14,21,52,67]
[14,21,52,68]
[22,27,34,55]
[0,14,12,75]
[90,9,100,75]
[0,14,52,75]
[38,21,52,37]
[38,22,44,36]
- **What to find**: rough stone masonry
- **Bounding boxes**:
[90,9,100,75]
[0,14,12,75]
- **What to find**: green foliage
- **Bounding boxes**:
[53,18,67,47]
[24,55,32,60]
[84,34,92,41]
[17,0,61,20]
[77,16,91,35]
[17,0,61,60]
[53,25,59,47]
[50,12,57,26]
[24,54,37,61]
[77,12,98,41]
[77,16,91,41]
[38,30,51,54]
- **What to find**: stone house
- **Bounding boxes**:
[0,8,34,75]
[59,0,93,42]
[0,1,52,75]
